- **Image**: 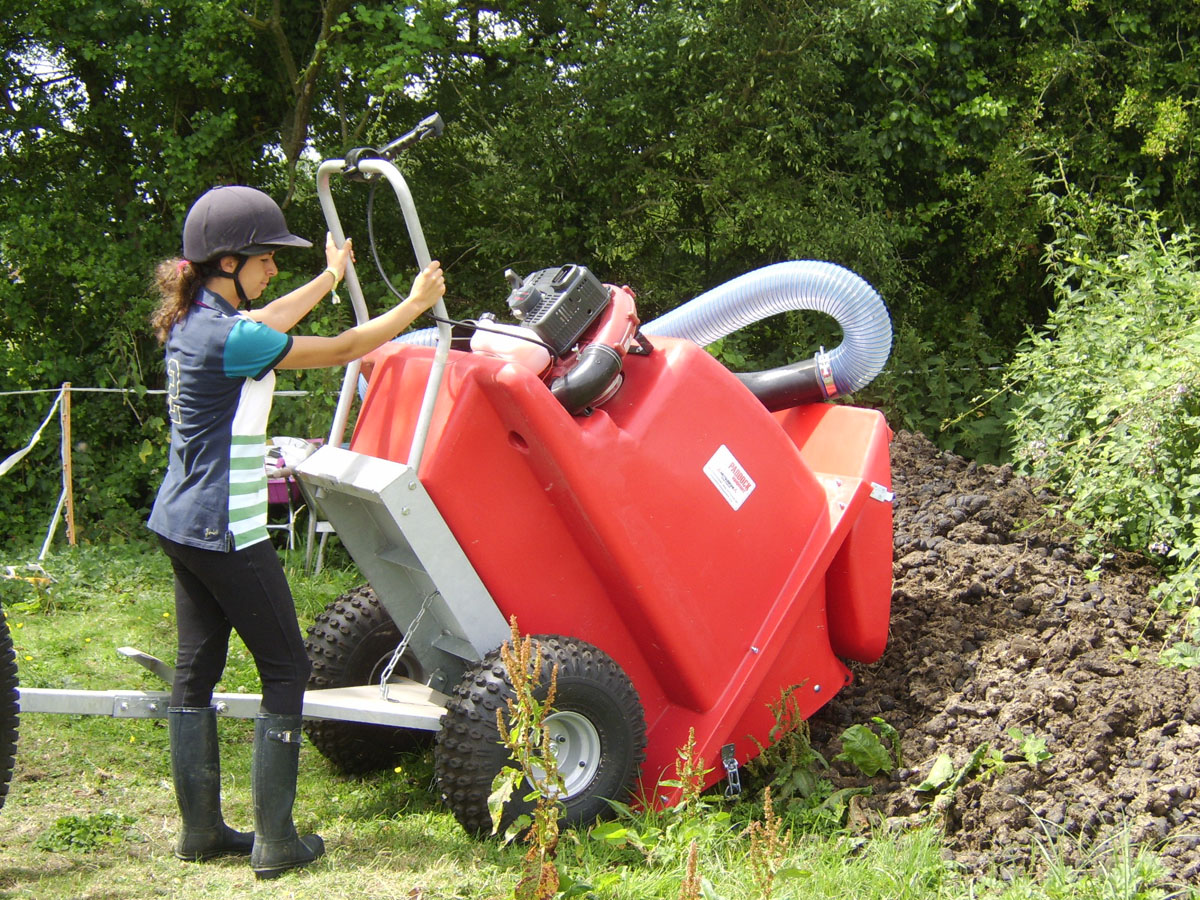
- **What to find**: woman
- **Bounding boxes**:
[147,185,443,879]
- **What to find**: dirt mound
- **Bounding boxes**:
[809,430,1200,884]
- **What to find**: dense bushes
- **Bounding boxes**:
[1007,185,1200,618]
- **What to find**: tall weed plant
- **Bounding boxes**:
[1007,182,1200,621]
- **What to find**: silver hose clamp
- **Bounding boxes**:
[815,347,837,398]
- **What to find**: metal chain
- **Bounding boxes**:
[721,743,742,799]
[379,590,438,701]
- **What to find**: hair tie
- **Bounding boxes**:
[177,259,190,272]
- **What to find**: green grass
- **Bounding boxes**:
[0,541,1191,900]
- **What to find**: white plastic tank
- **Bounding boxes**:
[469,320,552,375]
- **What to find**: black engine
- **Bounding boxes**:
[505,264,609,357]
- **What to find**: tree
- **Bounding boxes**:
[5,0,1200,537]
[0,1,440,537]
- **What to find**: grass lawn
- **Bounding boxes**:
[0,542,1186,899]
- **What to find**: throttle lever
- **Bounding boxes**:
[341,112,444,182]
[380,112,445,159]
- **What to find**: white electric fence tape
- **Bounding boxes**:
[0,388,63,479]
[1,387,313,560]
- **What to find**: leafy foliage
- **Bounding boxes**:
[1159,607,1200,671]
[835,725,894,778]
[1007,184,1200,615]
[6,0,1200,545]
[744,686,877,834]
[835,719,903,778]
[858,318,1018,463]
[488,619,566,899]
[35,810,140,853]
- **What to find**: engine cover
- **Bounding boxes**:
[507,264,609,356]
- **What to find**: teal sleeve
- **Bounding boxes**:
[224,318,293,380]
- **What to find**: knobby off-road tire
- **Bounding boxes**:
[0,612,18,813]
[435,634,646,837]
[303,585,428,774]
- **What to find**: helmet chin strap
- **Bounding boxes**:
[215,256,251,306]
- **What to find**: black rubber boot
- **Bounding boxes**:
[168,706,254,860]
[250,713,324,879]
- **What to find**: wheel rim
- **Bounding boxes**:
[358,630,421,686]
[531,710,601,799]
[367,649,414,685]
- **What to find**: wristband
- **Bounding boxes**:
[323,267,341,291]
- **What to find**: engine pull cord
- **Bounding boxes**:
[428,313,561,362]
[365,178,563,363]
[366,176,407,305]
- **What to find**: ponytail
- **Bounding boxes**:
[151,258,211,343]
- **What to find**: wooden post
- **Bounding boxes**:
[61,382,76,545]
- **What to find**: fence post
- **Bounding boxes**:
[61,382,75,545]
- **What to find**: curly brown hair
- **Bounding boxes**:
[150,258,219,343]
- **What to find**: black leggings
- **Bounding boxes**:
[159,536,311,715]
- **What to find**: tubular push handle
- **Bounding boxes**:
[314,114,450,470]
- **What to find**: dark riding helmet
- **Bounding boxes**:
[182,185,312,263]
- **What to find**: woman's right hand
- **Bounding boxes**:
[405,261,445,315]
[325,231,354,281]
